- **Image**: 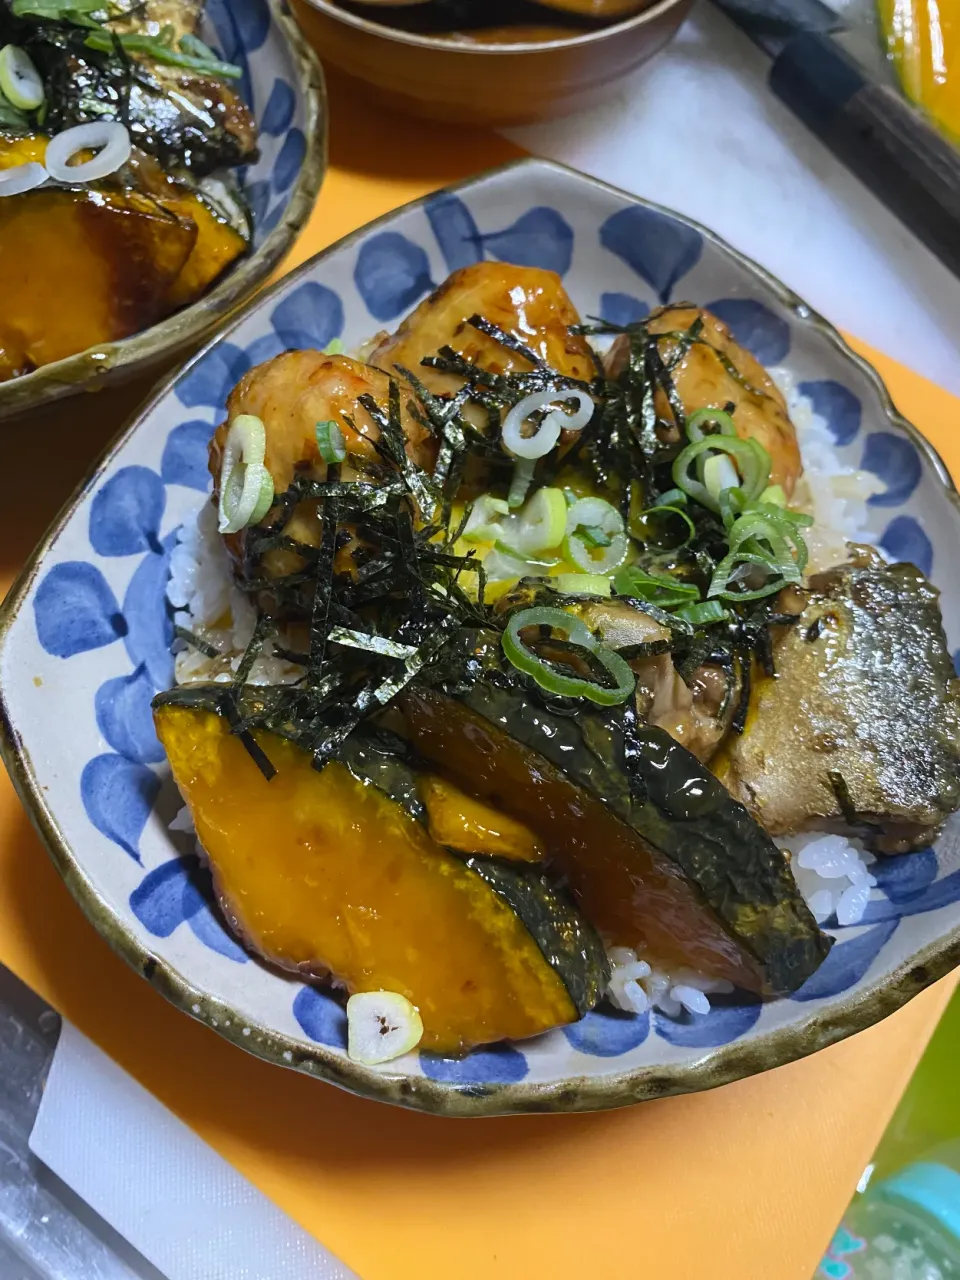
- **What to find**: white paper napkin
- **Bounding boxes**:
[29,1023,357,1280]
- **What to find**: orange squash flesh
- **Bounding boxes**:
[0,187,195,379]
[154,703,580,1053]
[419,775,545,862]
[402,689,769,992]
[160,190,248,309]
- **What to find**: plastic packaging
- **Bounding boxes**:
[818,1142,960,1278]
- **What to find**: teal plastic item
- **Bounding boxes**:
[881,1162,960,1240]
[818,1150,960,1278]
[815,983,960,1278]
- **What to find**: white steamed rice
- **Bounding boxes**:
[168,372,884,1018]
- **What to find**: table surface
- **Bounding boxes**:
[2,25,960,1279]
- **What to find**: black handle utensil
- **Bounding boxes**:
[712,0,960,279]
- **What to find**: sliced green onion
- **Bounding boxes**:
[751,502,814,529]
[219,461,270,534]
[248,469,275,526]
[513,486,567,553]
[564,497,628,574]
[508,458,536,508]
[673,599,729,626]
[562,487,578,506]
[703,452,740,502]
[44,121,131,184]
[654,487,687,507]
[461,494,509,543]
[0,45,44,111]
[578,524,612,549]
[502,390,593,460]
[734,509,809,568]
[685,407,737,442]
[493,539,559,569]
[502,607,635,706]
[83,30,243,79]
[0,160,46,195]
[323,337,345,356]
[178,32,221,62]
[218,415,269,534]
[613,564,699,607]
[547,574,612,597]
[718,485,748,529]
[672,436,771,512]
[707,500,810,601]
[759,483,786,507]
[12,0,102,19]
[316,419,346,465]
[632,504,696,551]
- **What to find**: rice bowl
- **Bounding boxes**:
[164,367,889,1024]
[4,159,960,1115]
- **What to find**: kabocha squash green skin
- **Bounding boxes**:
[463,855,609,1019]
[337,716,610,1020]
[403,675,832,997]
[152,682,609,1025]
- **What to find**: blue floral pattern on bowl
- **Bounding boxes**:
[4,159,960,1114]
[200,0,309,248]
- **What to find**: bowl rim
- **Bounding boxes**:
[298,0,688,53]
[0,0,328,422]
[3,155,960,1118]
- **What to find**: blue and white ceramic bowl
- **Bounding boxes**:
[3,158,959,1116]
[0,0,326,421]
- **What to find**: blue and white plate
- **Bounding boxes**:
[0,0,326,420]
[3,158,959,1115]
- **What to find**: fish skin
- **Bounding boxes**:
[715,547,960,853]
[7,1,257,178]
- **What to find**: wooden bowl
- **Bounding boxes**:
[293,0,692,127]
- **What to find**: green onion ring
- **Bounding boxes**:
[653,487,688,507]
[547,574,612,597]
[685,407,738,443]
[501,606,635,706]
[673,599,730,626]
[727,511,807,574]
[631,503,696,551]
[672,435,771,512]
[508,458,536,508]
[564,496,628,573]
[316,419,346,464]
[613,564,699,606]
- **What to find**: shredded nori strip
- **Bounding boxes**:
[328,628,418,660]
[173,626,218,660]
[730,652,753,736]
[828,770,860,826]
[179,294,804,777]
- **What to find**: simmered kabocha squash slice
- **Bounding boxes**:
[401,680,832,997]
[419,775,546,863]
[160,190,248,310]
[153,689,607,1053]
[0,186,196,379]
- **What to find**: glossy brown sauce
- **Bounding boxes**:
[334,0,607,42]
[402,687,769,992]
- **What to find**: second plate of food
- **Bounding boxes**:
[0,0,325,419]
[4,157,960,1115]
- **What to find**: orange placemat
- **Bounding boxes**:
[2,60,960,1280]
